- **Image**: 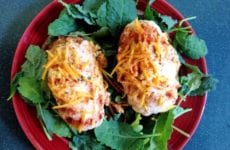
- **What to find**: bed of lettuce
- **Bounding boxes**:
[8,0,217,150]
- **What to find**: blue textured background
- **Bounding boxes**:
[0,0,229,149]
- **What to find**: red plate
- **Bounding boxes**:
[11,0,207,149]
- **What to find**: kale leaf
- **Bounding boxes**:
[131,113,143,133]
[21,45,47,80]
[17,77,44,104]
[173,106,192,119]
[190,75,218,96]
[63,3,96,25]
[179,71,203,96]
[36,104,72,138]
[175,30,208,59]
[55,0,137,37]
[48,9,77,36]
[8,72,23,100]
[83,0,105,15]
[94,119,159,150]
[8,45,47,102]
[179,61,218,96]
[150,109,174,150]
[70,134,108,150]
[143,2,177,31]
[96,0,137,36]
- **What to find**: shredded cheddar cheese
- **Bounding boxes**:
[113,19,181,115]
[112,19,165,109]
[42,38,108,110]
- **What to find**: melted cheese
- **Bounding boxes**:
[42,38,107,109]
[114,19,181,115]
[113,20,163,107]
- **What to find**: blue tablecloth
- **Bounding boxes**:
[0,0,229,149]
